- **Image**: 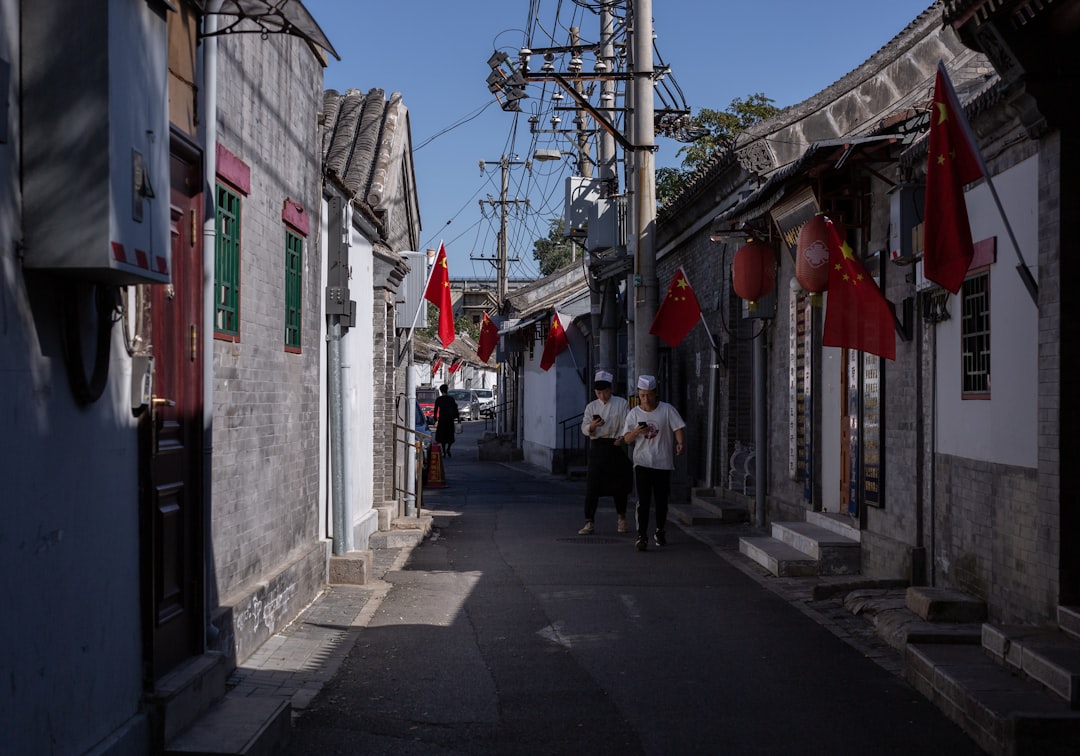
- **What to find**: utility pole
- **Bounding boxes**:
[631,0,658,381]
[479,155,529,309]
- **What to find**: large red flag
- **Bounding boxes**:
[423,242,456,347]
[822,218,896,361]
[649,267,702,347]
[539,312,569,371]
[924,63,984,294]
[477,312,498,363]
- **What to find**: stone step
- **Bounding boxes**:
[983,624,1080,707]
[369,528,426,549]
[1061,606,1080,643]
[684,493,750,524]
[738,536,818,577]
[165,693,290,756]
[149,652,229,746]
[771,521,860,576]
[906,586,987,623]
[906,642,1080,755]
[805,510,860,542]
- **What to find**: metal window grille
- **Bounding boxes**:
[215,184,241,336]
[284,230,303,350]
[961,272,990,395]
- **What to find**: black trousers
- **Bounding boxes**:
[634,466,671,538]
[584,439,630,519]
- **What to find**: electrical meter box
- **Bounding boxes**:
[565,177,602,238]
[398,251,430,329]
[21,0,171,284]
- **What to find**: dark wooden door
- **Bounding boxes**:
[141,135,205,680]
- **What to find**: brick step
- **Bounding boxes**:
[984,624,1080,707]
[771,521,860,576]
[738,536,818,577]
[906,642,1080,755]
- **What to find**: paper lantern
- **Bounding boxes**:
[795,215,831,294]
[732,241,776,307]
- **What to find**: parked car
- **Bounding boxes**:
[417,387,438,424]
[473,388,495,417]
[448,389,477,421]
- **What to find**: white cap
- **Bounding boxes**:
[637,375,657,391]
[594,370,613,384]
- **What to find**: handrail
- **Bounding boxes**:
[391,421,429,517]
[560,411,587,459]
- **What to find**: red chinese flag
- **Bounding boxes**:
[649,267,702,347]
[423,242,456,347]
[821,218,896,361]
[477,312,498,363]
[430,357,443,377]
[539,312,569,371]
[448,359,462,374]
[924,63,984,294]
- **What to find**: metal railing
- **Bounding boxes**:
[391,421,429,517]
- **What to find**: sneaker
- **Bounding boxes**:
[578,521,595,535]
[617,515,627,533]
[654,530,667,547]
[635,537,647,552]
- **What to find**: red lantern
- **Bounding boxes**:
[732,241,776,307]
[795,215,831,294]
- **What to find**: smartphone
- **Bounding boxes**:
[638,421,647,428]
[593,414,601,421]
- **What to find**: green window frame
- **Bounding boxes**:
[284,229,303,351]
[215,183,241,338]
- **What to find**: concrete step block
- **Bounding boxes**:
[1060,606,1080,643]
[687,493,751,524]
[150,652,229,745]
[983,624,1080,707]
[771,521,860,575]
[805,510,860,542]
[369,529,425,549]
[738,536,818,577]
[165,694,290,756]
[906,642,1080,755]
[906,586,987,623]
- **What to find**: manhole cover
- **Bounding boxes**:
[556,536,623,545]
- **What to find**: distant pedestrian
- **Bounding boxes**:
[578,370,632,535]
[433,383,459,458]
[623,375,685,551]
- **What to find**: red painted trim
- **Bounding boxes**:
[971,237,996,269]
[216,143,251,195]
[282,198,310,236]
[111,241,126,262]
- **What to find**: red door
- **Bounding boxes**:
[141,133,205,680]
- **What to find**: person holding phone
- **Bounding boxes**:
[578,370,632,534]
[623,375,686,551]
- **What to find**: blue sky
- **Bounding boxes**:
[303,0,934,280]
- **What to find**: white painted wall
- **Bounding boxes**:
[934,156,1039,467]
[346,229,377,544]
[520,322,588,470]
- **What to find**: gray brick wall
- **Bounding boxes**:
[211,32,325,633]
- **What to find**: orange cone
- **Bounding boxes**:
[424,442,447,488]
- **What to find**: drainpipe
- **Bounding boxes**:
[405,350,418,516]
[754,326,766,529]
[328,317,349,554]
[202,0,220,641]
[326,198,353,555]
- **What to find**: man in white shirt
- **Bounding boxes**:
[578,370,632,534]
[623,375,686,551]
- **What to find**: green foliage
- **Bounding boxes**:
[657,94,782,207]
[532,217,581,276]
[415,306,480,344]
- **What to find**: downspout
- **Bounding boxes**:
[405,349,417,516]
[202,0,220,642]
[328,316,348,554]
[754,325,766,529]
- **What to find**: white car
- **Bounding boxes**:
[472,388,495,417]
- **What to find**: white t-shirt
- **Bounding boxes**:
[623,402,686,470]
[581,395,629,440]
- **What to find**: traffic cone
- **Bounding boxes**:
[424,442,447,488]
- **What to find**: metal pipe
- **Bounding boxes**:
[328,318,347,555]
[754,325,766,529]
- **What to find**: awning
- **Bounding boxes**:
[204,0,340,61]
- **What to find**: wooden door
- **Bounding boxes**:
[141,134,205,681]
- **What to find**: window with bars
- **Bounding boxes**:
[214,184,241,338]
[961,271,990,397]
[284,229,303,351]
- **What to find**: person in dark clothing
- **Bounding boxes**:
[433,383,459,458]
[578,370,632,534]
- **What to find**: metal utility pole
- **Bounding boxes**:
[631,0,658,381]
[479,155,528,309]
[597,1,620,375]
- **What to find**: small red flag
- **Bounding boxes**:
[649,267,702,347]
[924,63,984,294]
[539,312,569,371]
[431,357,443,377]
[477,312,498,363]
[423,242,456,347]
[821,218,896,361]
[448,358,462,374]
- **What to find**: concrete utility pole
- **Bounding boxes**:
[479,155,528,309]
[597,0,620,376]
[631,0,658,381]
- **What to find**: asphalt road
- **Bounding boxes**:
[284,421,981,755]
